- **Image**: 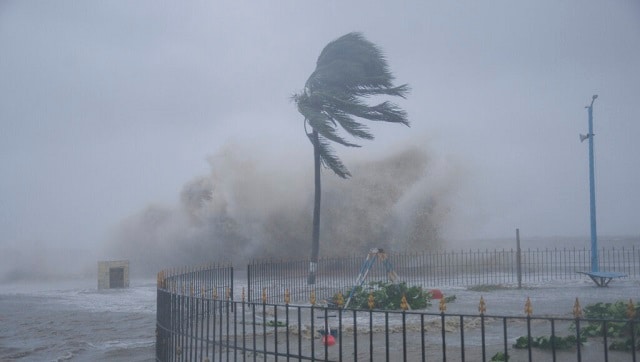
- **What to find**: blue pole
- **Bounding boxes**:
[586,95,598,272]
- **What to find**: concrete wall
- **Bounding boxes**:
[98,260,130,289]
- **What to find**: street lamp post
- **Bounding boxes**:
[582,95,599,272]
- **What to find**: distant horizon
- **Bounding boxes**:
[3,233,639,251]
[2,234,638,284]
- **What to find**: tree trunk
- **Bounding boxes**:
[308,130,321,284]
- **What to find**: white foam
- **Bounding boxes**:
[88,339,155,351]
[2,279,157,314]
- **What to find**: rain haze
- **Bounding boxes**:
[1,1,639,280]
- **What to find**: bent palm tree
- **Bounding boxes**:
[293,32,410,284]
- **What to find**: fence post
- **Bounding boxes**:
[573,298,583,361]
[516,228,522,289]
[440,296,447,361]
[246,263,251,302]
[627,299,637,361]
[479,296,486,362]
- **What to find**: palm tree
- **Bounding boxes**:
[293,32,410,284]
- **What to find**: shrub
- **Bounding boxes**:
[336,281,432,310]
[577,300,640,351]
[515,300,639,352]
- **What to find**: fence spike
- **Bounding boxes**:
[334,291,344,308]
[627,299,636,319]
[573,298,582,319]
[478,296,486,315]
[439,295,447,313]
[368,292,375,310]
[400,294,409,311]
[524,297,533,316]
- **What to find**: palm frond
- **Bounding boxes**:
[299,97,360,148]
[313,32,395,89]
[307,132,351,178]
[315,91,409,126]
[295,31,410,178]
[351,84,410,99]
[324,108,374,141]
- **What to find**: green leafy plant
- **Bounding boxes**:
[336,281,433,310]
[575,300,640,351]
[490,351,509,361]
[266,320,287,327]
[513,335,584,350]
[467,284,511,292]
[515,300,639,352]
[444,294,457,303]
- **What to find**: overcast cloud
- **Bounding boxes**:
[1,1,639,278]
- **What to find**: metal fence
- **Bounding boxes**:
[156,264,234,361]
[157,277,639,361]
[156,247,639,361]
[247,246,640,303]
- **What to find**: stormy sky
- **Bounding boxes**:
[1,1,639,277]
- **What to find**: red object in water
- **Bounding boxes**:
[322,335,336,346]
[430,289,443,299]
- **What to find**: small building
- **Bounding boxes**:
[98,260,130,289]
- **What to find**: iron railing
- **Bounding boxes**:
[247,246,639,303]
[156,264,233,361]
[156,247,639,361]
[156,285,639,361]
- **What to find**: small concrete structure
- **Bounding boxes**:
[98,260,130,289]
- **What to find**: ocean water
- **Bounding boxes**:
[0,279,156,361]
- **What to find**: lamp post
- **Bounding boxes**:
[581,95,599,272]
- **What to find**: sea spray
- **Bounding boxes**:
[107,142,462,275]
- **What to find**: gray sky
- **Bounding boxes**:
[1,1,639,258]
